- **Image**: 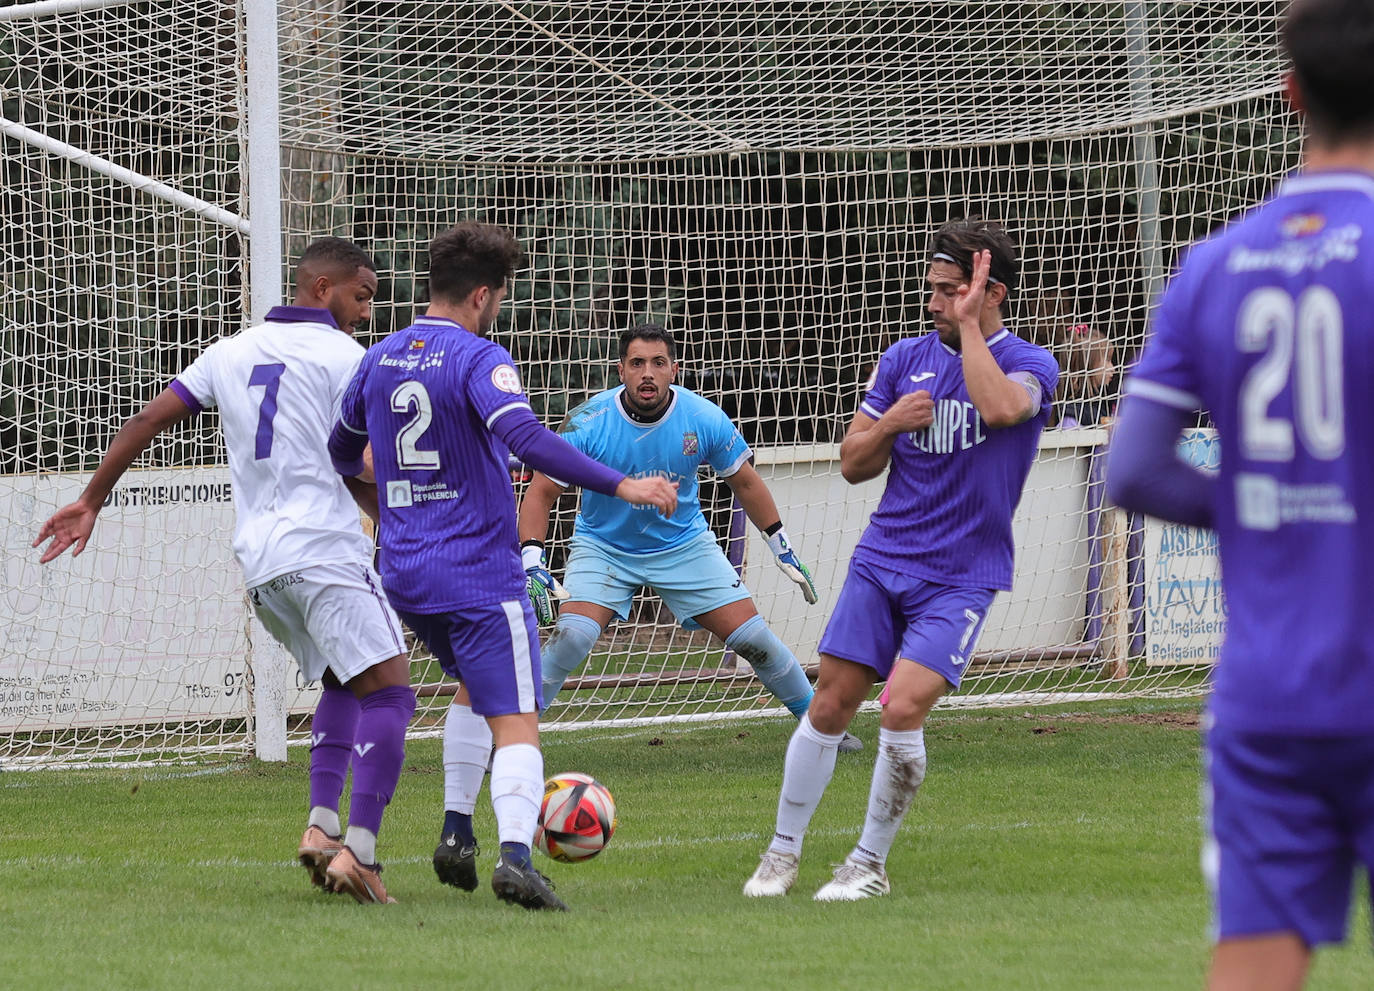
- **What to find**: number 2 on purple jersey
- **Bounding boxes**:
[249,362,286,459]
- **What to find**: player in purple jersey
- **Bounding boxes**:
[745,219,1058,901]
[1108,3,1374,986]
[35,239,415,904]
[329,222,676,911]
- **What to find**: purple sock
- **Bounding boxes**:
[308,685,360,817]
[347,684,415,837]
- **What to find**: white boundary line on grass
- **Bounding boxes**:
[0,692,1137,772]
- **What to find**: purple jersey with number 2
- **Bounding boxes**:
[333,316,530,613]
[1128,171,1374,736]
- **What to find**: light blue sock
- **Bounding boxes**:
[725,615,813,717]
[541,612,602,704]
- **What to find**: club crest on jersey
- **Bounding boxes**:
[682,431,699,456]
[491,364,522,393]
[1282,212,1325,239]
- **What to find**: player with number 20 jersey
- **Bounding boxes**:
[1109,2,1374,976]
[1115,172,1374,957]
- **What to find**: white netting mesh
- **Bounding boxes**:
[2,0,1295,765]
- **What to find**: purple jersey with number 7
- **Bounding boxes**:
[1127,171,1374,735]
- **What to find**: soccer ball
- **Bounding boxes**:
[534,772,617,863]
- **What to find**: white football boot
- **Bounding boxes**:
[743,849,799,897]
[813,854,890,901]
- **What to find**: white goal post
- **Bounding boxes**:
[1,0,1292,767]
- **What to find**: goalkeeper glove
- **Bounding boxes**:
[763,525,818,604]
[522,541,569,626]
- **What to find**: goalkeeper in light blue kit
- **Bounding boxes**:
[745,219,1058,901]
[1110,2,1374,985]
[518,324,860,753]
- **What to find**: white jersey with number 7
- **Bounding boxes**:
[171,308,374,587]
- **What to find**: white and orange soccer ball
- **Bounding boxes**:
[533,772,618,863]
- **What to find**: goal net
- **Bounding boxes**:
[1,0,1296,766]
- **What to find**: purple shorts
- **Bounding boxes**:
[817,558,994,687]
[1205,723,1374,947]
[398,598,541,717]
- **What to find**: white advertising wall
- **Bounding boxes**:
[2,468,314,734]
[3,430,1225,739]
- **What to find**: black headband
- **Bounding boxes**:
[932,251,1008,288]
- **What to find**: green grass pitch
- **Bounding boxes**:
[2,701,1371,990]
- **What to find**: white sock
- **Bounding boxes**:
[769,714,843,857]
[308,806,340,837]
[854,727,927,867]
[344,825,377,865]
[489,742,544,847]
[443,703,493,814]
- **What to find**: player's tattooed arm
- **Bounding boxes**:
[517,471,568,547]
[720,461,782,533]
[723,461,817,603]
[955,250,1039,428]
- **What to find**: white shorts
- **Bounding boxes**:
[248,560,407,684]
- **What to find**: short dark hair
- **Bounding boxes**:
[618,323,677,361]
[929,218,1018,314]
[1283,0,1374,141]
[296,237,375,283]
[427,222,526,303]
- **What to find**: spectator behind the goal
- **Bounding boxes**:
[1027,291,1117,428]
[517,323,861,750]
[34,238,416,905]
[327,221,677,912]
[743,218,1059,902]
[1108,1,1374,987]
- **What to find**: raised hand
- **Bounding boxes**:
[953,248,992,329]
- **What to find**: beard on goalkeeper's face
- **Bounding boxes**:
[622,376,671,416]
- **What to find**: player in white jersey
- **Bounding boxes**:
[745,219,1058,902]
[35,238,413,905]
[1109,3,1374,986]
[518,323,859,753]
